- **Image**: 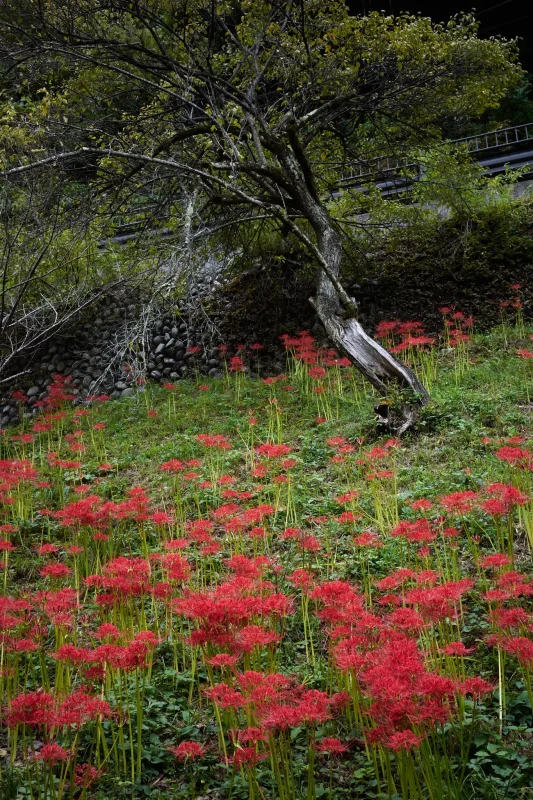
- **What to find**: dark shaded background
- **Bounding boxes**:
[348,0,533,71]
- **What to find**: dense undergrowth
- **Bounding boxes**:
[2,310,533,800]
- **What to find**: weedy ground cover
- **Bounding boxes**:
[2,304,533,800]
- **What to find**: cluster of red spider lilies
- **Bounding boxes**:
[0,309,533,799]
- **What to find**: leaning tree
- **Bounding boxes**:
[0,0,521,422]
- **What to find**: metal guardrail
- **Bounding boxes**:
[455,121,533,154]
[337,122,533,187]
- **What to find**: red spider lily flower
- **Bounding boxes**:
[481,498,509,516]
[234,625,280,653]
[480,553,511,569]
[5,691,55,728]
[196,433,231,450]
[54,692,111,727]
[517,349,533,359]
[287,568,315,591]
[442,526,460,540]
[335,490,359,504]
[256,443,292,458]
[197,384,210,391]
[229,356,245,372]
[163,382,176,390]
[363,447,389,462]
[39,563,72,579]
[233,727,268,744]
[204,683,243,709]
[439,490,478,514]
[164,538,189,550]
[33,421,52,433]
[496,571,533,598]
[202,542,221,556]
[0,540,16,551]
[0,459,39,487]
[94,623,121,640]
[161,553,191,582]
[375,320,400,336]
[225,555,269,576]
[494,446,533,467]
[151,511,173,525]
[387,730,424,751]
[298,535,322,552]
[207,653,239,668]
[397,321,425,336]
[336,511,360,524]
[8,638,40,652]
[74,763,104,787]
[409,499,433,511]
[221,487,240,497]
[241,505,275,523]
[227,747,268,767]
[282,458,297,469]
[135,630,159,648]
[34,743,70,764]
[500,636,533,667]
[281,527,300,540]
[251,464,268,478]
[412,570,440,585]
[0,523,17,534]
[441,642,475,656]
[388,607,426,631]
[457,678,494,699]
[327,437,347,447]
[372,469,395,480]
[491,607,530,629]
[353,532,382,548]
[486,482,529,509]
[316,737,348,755]
[390,519,435,544]
[11,433,34,444]
[248,526,266,539]
[308,366,327,380]
[36,544,60,556]
[375,569,415,591]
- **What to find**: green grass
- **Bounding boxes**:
[2,326,533,800]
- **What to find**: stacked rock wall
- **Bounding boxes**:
[0,292,224,428]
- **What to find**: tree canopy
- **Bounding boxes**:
[0,0,522,417]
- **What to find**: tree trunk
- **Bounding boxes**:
[310,207,429,430]
[273,145,429,425]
